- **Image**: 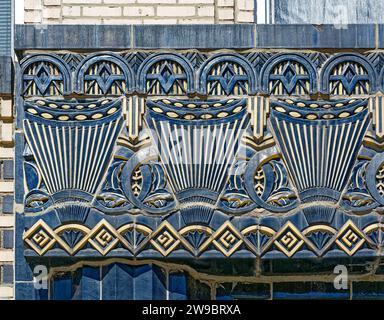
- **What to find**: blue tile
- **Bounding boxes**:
[2,160,13,179]
[352,281,384,299]
[78,267,101,300]
[15,25,132,50]
[101,264,167,300]
[15,25,255,50]
[2,264,13,284]
[52,273,73,300]
[14,24,380,50]
[0,56,12,94]
[15,213,35,282]
[15,282,48,300]
[14,132,25,199]
[378,25,384,48]
[2,195,13,214]
[2,229,13,249]
[256,24,376,49]
[102,263,134,300]
[273,282,349,300]
[168,273,187,300]
[134,25,254,49]
[134,265,166,300]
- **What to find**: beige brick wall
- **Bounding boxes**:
[0,97,14,300]
[236,0,254,22]
[24,0,255,24]
[0,98,13,149]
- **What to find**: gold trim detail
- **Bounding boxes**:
[23,219,376,258]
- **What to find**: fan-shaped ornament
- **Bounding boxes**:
[270,98,370,204]
[145,98,250,222]
[23,98,124,206]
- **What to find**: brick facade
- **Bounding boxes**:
[24,0,254,24]
[0,0,13,299]
[0,97,14,300]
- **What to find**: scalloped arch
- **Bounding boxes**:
[137,53,194,95]
[320,53,377,95]
[260,53,318,95]
[20,54,72,96]
[198,53,257,95]
[75,52,134,95]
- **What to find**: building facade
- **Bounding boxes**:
[1,0,384,299]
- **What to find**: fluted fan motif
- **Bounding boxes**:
[23,98,123,201]
[145,99,249,206]
[270,99,370,202]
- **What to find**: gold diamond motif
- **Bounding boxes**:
[335,220,365,256]
[88,220,119,255]
[23,220,56,255]
[274,222,304,257]
[150,221,180,257]
[211,221,243,257]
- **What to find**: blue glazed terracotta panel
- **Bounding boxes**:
[14,48,384,299]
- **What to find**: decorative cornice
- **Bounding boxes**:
[15,40,384,261]
[16,50,384,97]
[14,24,381,51]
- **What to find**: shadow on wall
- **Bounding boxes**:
[273,0,384,24]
